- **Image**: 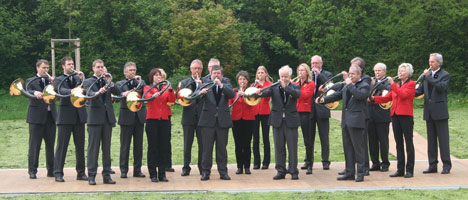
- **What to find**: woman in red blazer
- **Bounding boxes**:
[294,63,315,174]
[229,71,256,175]
[252,66,273,169]
[371,63,416,178]
[144,68,176,182]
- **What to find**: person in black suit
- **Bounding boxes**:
[367,63,391,172]
[416,53,452,174]
[318,65,370,182]
[198,65,236,181]
[308,55,332,171]
[53,57,87,182]
[179,59,204,176]
[350,57,371,176]
[258,65,301,180]
[83,59,120,185]
[26,59,57,179]
[115,62,146,178]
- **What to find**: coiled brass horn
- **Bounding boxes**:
[70,73,112,108]
[369,76,398,110]
[243,81,281,106]
[177,73,201,106]
[112,76,144,102]
[316,73,344,109]
[126,80,171,112]
[10,75,54,103]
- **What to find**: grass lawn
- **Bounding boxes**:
[1,189,468,199]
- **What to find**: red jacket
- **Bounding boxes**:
[295,81,315,112]
[252,81,272,115]
[374,80,415,117]
[229,88,256,120]
[144,85,176,120]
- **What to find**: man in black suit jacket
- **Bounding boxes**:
[53,57,88,182]
[416,53,452,174]
[198,65,235,181]
[318,65,370,182]
[367,63,391,172]
[179,59,204,176]
[115,62,147,178]
[83,59,120,185]
[307,55,333,173]
[26,59,57,179]
[259,65,301,180]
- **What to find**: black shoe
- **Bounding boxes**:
[291,174,299,180]
[441,168,451,174]
[201,174,210,181]
[47,172,54,177]
[77,174,88,181]
[103,176,116,184]
[236,168,243,174]
[323,162,330,170]
[133,172,146,178]
[151,177,159,182]
[404,172,414,178]
[253,164,260,170]
[120,172,128,178]
[380,166,389,172]
[355,176,364,182]
[337,175,355,181]
[338,170,346,175]
[88,177,96,185]
[181,170,190,176]
[245,168,251,174]
[159,176,169,182]
[364,170,370,176]
[166,168,175,172]
[301,163,309,170]
[55,176,65,182]
[261,164,269,169]
[110,169,116,174]
[423,167,437,174]
[306,166,312,175]
[389,171,404,177]
[369,165,381,171]
[273,173,286,180]
[220,174,231,180]
[29,173,37,179]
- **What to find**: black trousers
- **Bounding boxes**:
[273,120,299,175]
[182,125,202,172]
[53,123,85,176]
[146,119,171,178]
[367,119,390,168]
[87,122,113,177]
[342,125,366,177]
[119,120,144,174]
[309,115,330,165]
[426,118,451,169]
[200,124,229,175]
[233,120,254,169]
[253,114,270,166]
[299,112,312,165]
[392,115,414,173]
[28,112,56,174]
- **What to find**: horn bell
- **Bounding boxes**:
[10,78,25,96]
[177,88,193,107]
[126,91,143,112]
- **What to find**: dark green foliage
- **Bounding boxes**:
[1,0,467,94]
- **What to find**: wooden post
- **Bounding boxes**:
[75,38,80,71]
[51,41,55,77]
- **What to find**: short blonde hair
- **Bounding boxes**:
[398,63,414,76]
[256,66,273,82]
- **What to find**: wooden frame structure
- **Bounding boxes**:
[50,38,81,77]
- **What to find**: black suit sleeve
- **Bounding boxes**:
[285,83,300,98]
[348,82,370,100]
[426,72,450,92]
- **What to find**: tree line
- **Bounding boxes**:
[1,0,467,93]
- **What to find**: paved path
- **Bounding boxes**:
[0,111,464,194]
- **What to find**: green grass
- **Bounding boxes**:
[1,189,468,199]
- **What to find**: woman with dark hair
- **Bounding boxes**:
[252,66,273,170]
[294,63,315,174]
[144,68,176,182]
[370,63,416,178]
[229,71,256,175]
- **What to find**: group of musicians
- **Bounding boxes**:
[23,53,451,184]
